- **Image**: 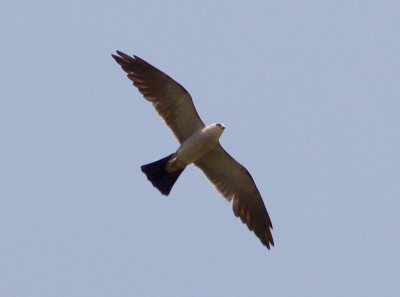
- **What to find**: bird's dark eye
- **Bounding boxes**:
[216,123,221,127]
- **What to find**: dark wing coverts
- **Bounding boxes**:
[112,51,205,143]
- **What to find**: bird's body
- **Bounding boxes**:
[172,123,225,168]
[112,51,274,249]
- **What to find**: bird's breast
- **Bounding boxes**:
[175,128,220,165]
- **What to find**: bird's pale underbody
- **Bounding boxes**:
[112,51,274,249]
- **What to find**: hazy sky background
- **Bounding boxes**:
[1,1,399,296]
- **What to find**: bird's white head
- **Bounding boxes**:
[215,123,225,130]
[202,123,225,140]
[211,122,225,138]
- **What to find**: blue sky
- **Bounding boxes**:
[1,1,399,296]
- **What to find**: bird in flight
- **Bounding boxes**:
[112,51,274,249]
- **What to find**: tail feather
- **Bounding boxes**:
[141,154,185,196]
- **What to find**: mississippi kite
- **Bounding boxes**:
[112,51,274,249]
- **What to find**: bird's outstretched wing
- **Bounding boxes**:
[195,144,274,249]
[112,51,205,143]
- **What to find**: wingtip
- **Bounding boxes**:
[269,236,275,248]
[261,234,274,249]
[111,51,123,63]
[112,50,134,61]
[115,50,128,57]
[261,231,274,249]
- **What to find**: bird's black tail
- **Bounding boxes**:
[140,154,185,196]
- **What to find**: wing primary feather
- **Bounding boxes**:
[195,144,274,249]
[112,50,205,143]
